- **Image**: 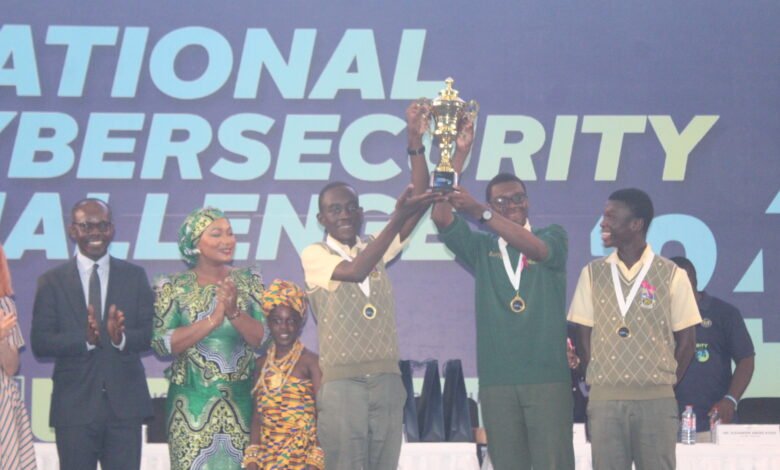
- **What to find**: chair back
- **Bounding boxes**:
[738,397,780,424]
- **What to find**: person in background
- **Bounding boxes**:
[0,243,37,470]
[31,199,154,470]
[671,256,755,430]
[152,207,266,470]
[243,279,323,470]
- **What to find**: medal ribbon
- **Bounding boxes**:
[498,239,524,291]
[326,237,370,298]
[610,253,654,320]
[497,220,532,291]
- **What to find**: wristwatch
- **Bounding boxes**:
[479,208,493,224]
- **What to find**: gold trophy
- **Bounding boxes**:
[426,78,478,191]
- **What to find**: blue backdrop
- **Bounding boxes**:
[2,1,778,441]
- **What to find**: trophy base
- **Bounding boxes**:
[431,170,458,192]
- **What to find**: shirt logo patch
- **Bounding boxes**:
[695,343,710,362]
[638,280,656,309]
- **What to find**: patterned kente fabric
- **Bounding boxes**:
[152,266,266,470]
[247,340,323,469]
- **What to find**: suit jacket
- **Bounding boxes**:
[31,257,154,427]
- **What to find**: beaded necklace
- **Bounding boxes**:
[254,339,304,396]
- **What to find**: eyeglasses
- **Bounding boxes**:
[491,193,527,208]
[326,202,361,216]
[73,221,112,233]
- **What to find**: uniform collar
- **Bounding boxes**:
[606,243,655,279]
[325,234,365,257]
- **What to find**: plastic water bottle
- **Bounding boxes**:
[680,405,696,444]
[709,408,720,444]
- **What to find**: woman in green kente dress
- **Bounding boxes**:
[152,207,266,470]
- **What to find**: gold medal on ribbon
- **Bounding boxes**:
[362,303,377,320]
[510,292,526,313]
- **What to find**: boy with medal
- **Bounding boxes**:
[568,188,701,470]
[431,120,574,470]
[300,102,439,470]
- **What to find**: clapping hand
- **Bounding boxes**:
[216,276,238,322]
[86,305,101,346]
[106,305,125,345]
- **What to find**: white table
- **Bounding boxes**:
[35,441,481,470]
[36,431,780,470]
[479,425,780,470]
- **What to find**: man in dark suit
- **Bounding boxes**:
[31,198,154,470]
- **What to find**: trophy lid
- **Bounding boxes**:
[439,77,460,101]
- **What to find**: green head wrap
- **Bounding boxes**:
[178,207,226,266]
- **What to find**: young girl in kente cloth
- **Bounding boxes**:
[242,279,324,470]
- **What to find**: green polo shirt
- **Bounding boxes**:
[439,215,570,386]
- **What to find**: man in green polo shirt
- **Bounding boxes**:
[431,124,574,470]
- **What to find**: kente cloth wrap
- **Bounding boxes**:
[152,266,266,470]
[178,207,226,266]
[246,340,323,470]
[261,279,307,321]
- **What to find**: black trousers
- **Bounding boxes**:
[55,392,143,470]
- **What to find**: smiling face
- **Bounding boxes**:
[267,305,303,350]
[488,180,529,226]
[600,200,641,249]
[195,218,235,267]
[69,201,115,261]
[317,184,363,246]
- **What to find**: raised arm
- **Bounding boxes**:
[400,101,434,241]
[332,186,439,283]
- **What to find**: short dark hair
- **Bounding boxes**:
[318,181,354,212]
[71,198,112,222]
[608,188,653,235]
[485,173,527,201]
[670,256,696,276]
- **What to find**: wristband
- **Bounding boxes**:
[724,394,738,410]
[407,145,425,156]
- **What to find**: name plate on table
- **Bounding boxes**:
[716,424,780,446]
